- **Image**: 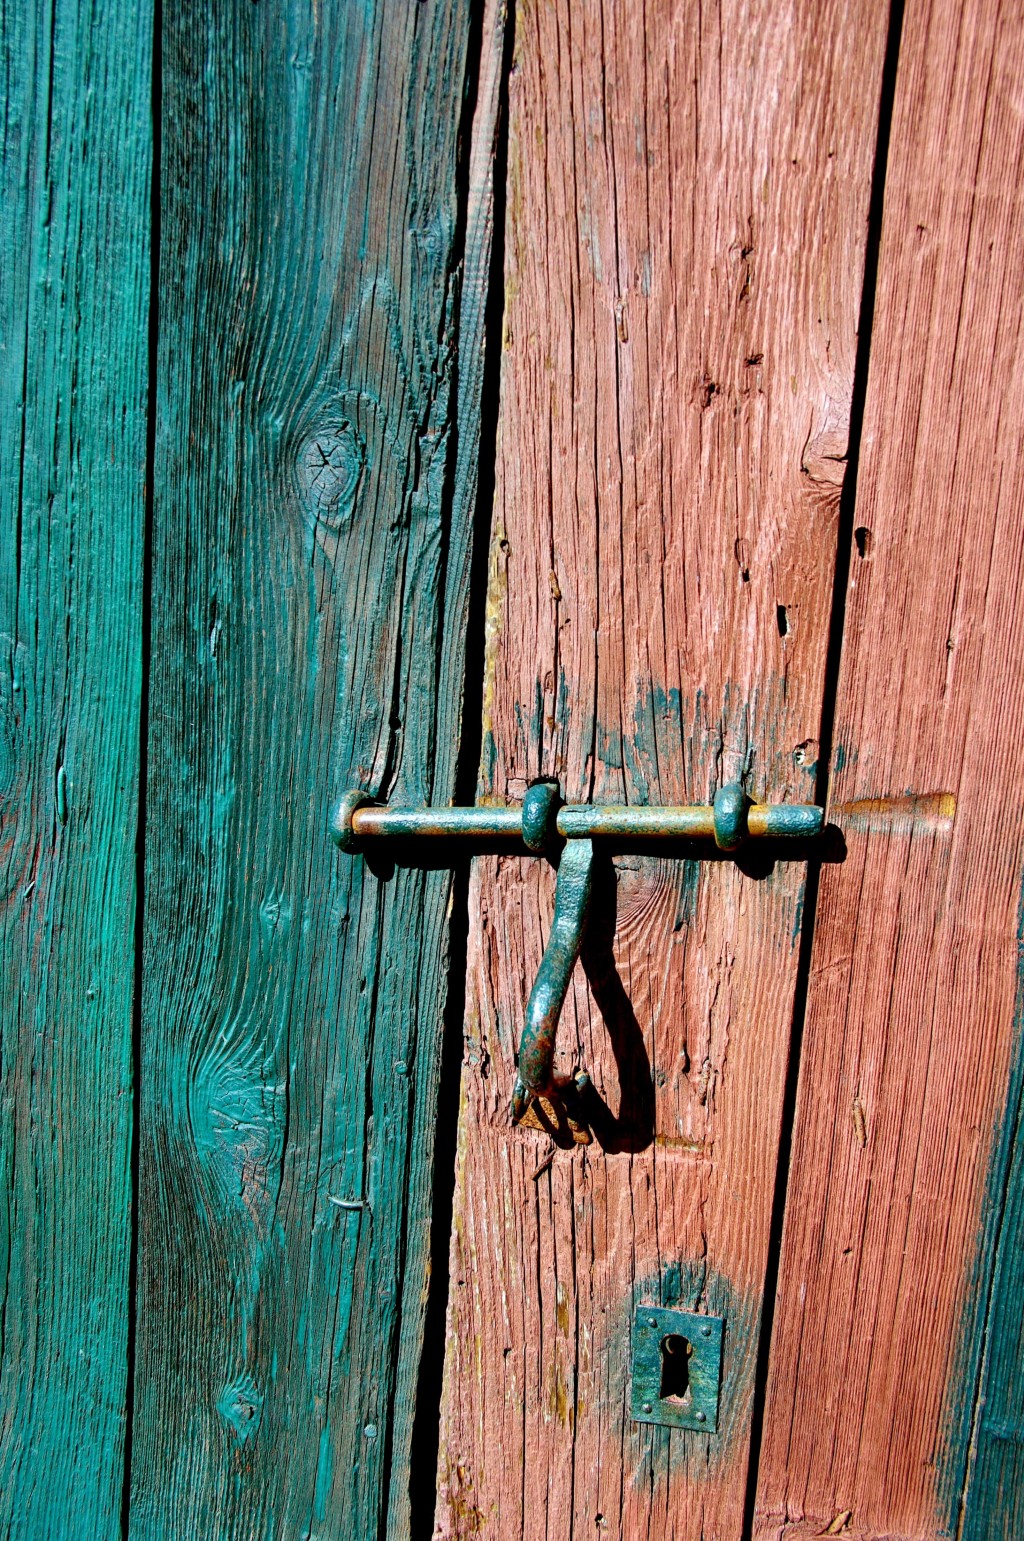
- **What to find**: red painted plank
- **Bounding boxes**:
[754,2,1024,1535]
[436,1,890,1533]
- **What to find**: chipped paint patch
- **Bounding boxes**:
[851,1095,867,1149]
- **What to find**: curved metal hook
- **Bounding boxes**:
[511,838,594,1125]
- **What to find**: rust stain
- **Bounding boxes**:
[654,1133,707,1154]
[517,1093,591,1145]
[832,791,955,833]
[550,1362,571,1426]
[447,1460,487,1534]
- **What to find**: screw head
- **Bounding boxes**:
[695,1410,706,1424]
[647,1316,658,1328]
[701,1322,712,1338]
[642,1402,653,1414]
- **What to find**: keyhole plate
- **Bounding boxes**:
[630,1307,724,1432]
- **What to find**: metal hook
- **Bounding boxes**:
[510,836,594,1128]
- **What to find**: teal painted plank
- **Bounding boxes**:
[953,889,1024,1541]
[0,1,152,1537]
[130,2,487,1534]
[382,1,508,1526]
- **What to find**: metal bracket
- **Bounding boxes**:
[330,780,822,1136]
[630,1307,724,1432]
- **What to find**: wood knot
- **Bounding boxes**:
[217,1373,264,1445]
[297,422,366,530]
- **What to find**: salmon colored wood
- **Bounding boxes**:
[754,2,1024,1537]
[129,4,492,1536]
[436,1,890,1535]
[0,3,151,1535]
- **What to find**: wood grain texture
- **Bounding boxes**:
[436,1,889,1535]
[753,2,1024,1537]
[130,3,488,1535]
[0,1,152,1536]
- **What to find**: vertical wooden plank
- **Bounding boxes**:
[0,1,151,1536]
[754,2,1024,1537]
[436,2,889,1536]
[130,2,490,1535]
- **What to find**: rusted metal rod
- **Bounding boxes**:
[348,804,523,840]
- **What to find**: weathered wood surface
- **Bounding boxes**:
[753,2,1024,1537]
[435,1,890,1535]
[130,3,490,1535]
[0,3,151,1537]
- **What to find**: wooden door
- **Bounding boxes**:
[4,1,1024,1538]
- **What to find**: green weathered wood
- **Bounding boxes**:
[956,895,1024,1540]
[0,2,152,1537]
[130,2,488,1534]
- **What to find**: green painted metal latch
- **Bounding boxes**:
[330,782,822,1139]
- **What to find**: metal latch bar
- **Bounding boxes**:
[330,781,822,1136]
[332,784,822,853]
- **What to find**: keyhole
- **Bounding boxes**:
[659,1334,693,1402]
